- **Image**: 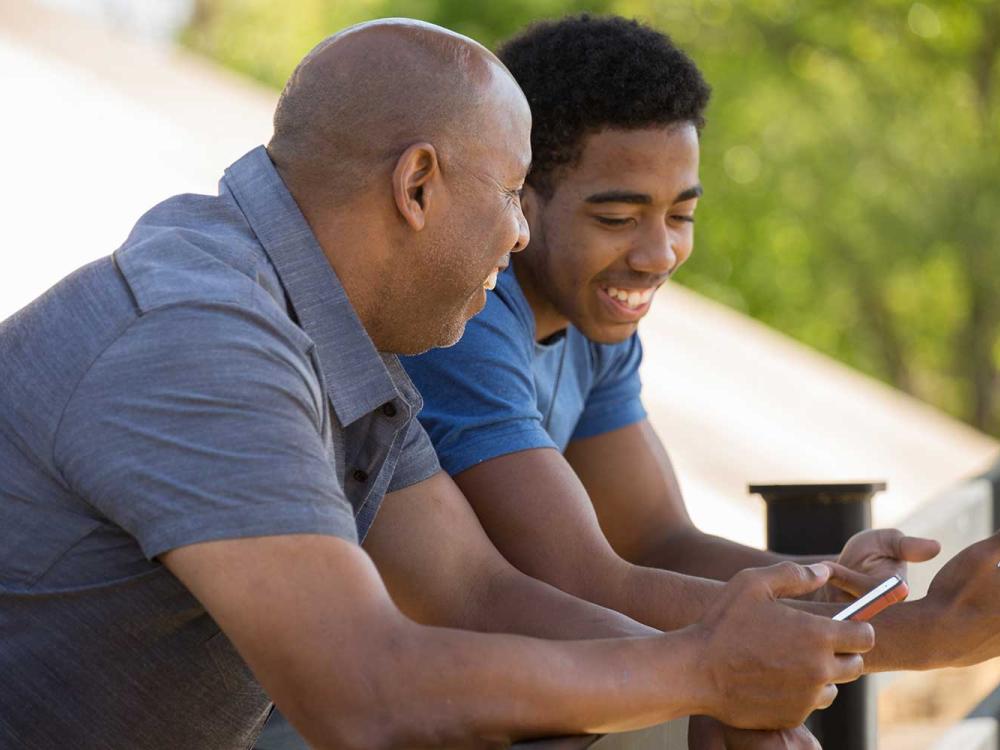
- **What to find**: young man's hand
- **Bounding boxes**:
[688,715,819,750]
[819,528,940,603]
[691,562,873,730]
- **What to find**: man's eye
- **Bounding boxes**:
[595,216,632,226]
[671,215,696,224]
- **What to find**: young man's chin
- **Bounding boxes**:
[581,319,640,345]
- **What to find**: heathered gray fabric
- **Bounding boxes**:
[0,146,440,749]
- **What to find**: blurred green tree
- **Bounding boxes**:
[182,0,1000,436]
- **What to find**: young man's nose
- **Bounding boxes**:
[629,224,678,275]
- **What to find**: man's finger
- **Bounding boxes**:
[898,535,941,563]
[824,561,878,598]
[828,620,876,655]
[756,561,831,600]
[815,683,839,711]
[717,725,819,750]
[828,653,866,684]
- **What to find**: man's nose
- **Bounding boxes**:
[511,207,530,253]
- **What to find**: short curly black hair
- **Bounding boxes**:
[497,15,711,197]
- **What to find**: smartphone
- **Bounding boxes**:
[832,575,909,622]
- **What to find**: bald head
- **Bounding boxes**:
[268,19,524,203]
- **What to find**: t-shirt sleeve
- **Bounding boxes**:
[386,418,441,492]
[54,302,358,558]
[401,293,557,476]
[571,333,647,441]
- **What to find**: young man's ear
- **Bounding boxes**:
[392,142,439,231]
[519,183,541,227]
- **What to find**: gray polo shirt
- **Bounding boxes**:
[0,146,440,749]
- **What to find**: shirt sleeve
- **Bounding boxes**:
[571,333,647,441]
[54,302,358,558]
[401,293,557,476]
[386,418,441,492]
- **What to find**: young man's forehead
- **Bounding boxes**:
[559,127,701,203]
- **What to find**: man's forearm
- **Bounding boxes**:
[466,566,661,639]
[296,618,707,748]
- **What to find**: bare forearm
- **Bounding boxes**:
[637,527,789,581]
[617,564,724,631]
[863,601,941,673]
[782,598,940,674]
[466,567,660,640]
[298,620,705,748]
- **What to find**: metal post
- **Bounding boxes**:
[749,482,886,750]
[983,458,1000,532]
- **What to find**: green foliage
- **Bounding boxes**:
[182,0,1000,435]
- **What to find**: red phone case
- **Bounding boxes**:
[846,579,909,621]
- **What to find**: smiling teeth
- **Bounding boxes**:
[606,286,654,309]
[484,268,499,291]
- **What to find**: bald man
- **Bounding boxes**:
[0,20,875,750]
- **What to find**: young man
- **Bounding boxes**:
[400,8,1000,725]
[0,18,876,750]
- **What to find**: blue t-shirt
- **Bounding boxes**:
[402,266,646,475]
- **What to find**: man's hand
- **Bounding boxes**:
[819,528,940,603]
[688,716,819,750]
[693,562,874,730]
[915,531,1000,668]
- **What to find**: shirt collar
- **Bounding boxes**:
[222,146,403,426]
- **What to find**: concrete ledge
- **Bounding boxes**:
[931,717,997,750]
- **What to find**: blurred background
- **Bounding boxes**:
[10,0,1000,440]
[3,0,1000,746]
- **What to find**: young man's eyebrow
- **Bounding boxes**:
[584,190,652,205]
[674,184,703,202]
[584,184,703,205]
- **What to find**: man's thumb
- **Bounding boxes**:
[761,561,831,599]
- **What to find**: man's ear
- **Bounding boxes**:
[392,142,439,232]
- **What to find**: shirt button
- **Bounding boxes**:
[352,469,368,483]
[382,402,397,418]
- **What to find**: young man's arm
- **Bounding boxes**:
[567,420,782,577]
[454,444,721,630]
[565,421,938,598]
[163,535,872,748]
[452,434,884,631]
